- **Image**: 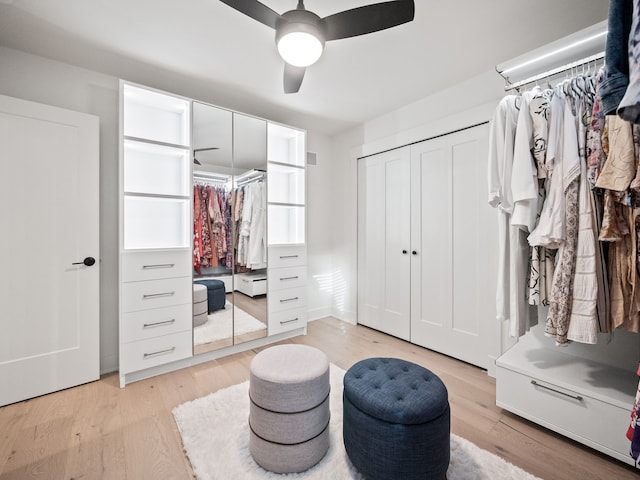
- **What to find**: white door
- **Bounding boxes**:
[0,94,100,406]
[357,147,411,340]
[410,124,496,369]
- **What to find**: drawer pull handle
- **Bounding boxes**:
[280,318,299,325]
[142,263,175,269]
[530,380,583,401]
[279,255,299,259]
[143,347,175,359]
[280,296,299,303]
[280,276,299,281]
[143,319,176,328]
[143,291,175,299]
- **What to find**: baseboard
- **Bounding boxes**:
[307,306,332,322]
[330,309,357,325]
[100,353,118,376]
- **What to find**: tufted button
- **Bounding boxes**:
[397,396,404,401]
[402,366,409,372]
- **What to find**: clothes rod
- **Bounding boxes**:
[502,51,605,91]
[235,168,265,184]
[194,171,230,183]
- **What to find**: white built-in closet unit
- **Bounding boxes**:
[118,82,307,387]
[357,123,498,370]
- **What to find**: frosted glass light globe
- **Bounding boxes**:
[277,31,323,67]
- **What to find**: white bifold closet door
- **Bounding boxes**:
[357,147,412,340]
[0,94,100,406]
[358,124,497,369]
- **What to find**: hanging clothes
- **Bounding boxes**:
[488,94,538,338]
[488,67,640,343]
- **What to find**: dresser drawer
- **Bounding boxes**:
[496,366,631,458]
[235,273,267,297]
[268,245,306,268]
[121,304,192,343]
[268,286,307,314]
[268,307,307,335]
[120,330,192,374]
[122,249,191,282]
[122,277,192,313]
[268,265,306,291]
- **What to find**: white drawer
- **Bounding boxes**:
[496,366,631,458]
[122,277,192,313]
[121,304,192,343]
[268,307,307,335]
[268,245,306,268]
[235,273,267,297]
[120,330,192,374]
[122,249,191,282]
[268,286,307,313]
[268,265,307,291]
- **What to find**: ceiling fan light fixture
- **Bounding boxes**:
[276,22,325,67]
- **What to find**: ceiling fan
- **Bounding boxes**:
[219,0,415,93]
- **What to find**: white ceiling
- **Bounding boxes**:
[0,0,608,136]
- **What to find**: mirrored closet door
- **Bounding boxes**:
[192,103,268,355]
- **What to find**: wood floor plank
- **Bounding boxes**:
[62,375,127,480]
[0,317,638,480]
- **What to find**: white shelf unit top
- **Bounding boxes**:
[123,83,190,147]
[496,338,637,409]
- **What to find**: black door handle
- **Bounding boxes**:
[72,257,96,266]
[402,250,408,254]
[412,251,417,255]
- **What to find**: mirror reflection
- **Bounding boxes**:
[192,102,268,355]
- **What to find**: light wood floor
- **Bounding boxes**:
[0,317,637,480]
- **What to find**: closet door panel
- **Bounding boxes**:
[450,127,495,367]
[411,140,452,335]
[410,125,494,369]
[357,147,411,341]
[452,139,484,334]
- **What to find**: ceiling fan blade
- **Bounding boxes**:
[321,1,415,41]
[219,0,281,29]
[283,63,306,94]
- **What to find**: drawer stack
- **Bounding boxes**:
[120,249,193,377]
[268,245,307,335]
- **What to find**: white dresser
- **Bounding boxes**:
[118,83,193,387]
[267,123,307,335]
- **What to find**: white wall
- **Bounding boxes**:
[329,69,506,328]
[0,46,336,373]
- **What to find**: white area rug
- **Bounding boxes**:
[193,302,266,346]
[173,365,541,480]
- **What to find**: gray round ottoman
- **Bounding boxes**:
[343,357,450,480]
[192,283,208,327]
[249,344,330,473]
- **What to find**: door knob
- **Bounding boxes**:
[412,251,418,255]
[72,257,96,266]
[402,250,408,254]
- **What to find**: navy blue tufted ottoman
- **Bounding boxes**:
[194,279,226,313]
[343,358,450,480]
